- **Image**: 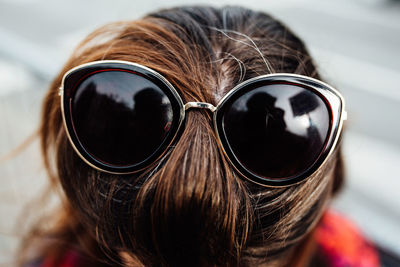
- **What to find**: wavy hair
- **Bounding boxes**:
[20,6,344,267]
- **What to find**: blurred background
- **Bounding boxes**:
[0,0,399,266]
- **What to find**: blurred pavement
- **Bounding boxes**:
[0,0,399,265]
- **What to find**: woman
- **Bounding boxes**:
[20,6,379,267]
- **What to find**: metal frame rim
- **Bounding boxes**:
[60,60,346,187]
[60,60,186,174]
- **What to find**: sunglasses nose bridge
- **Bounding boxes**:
[184,102,217,113]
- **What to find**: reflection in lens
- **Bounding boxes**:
[71,71,173,166]
[222,83,330,179]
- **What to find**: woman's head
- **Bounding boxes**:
[38,5,344,267]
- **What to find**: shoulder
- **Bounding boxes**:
[23,250,82,267]
[312,210,380,267]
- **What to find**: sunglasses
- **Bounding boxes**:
[59,60,346,187]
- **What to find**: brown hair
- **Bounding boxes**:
[20,6,344,267]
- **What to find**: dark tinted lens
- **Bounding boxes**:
[71,70,173,167]
[222,83,330,179]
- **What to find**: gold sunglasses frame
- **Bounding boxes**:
[60,60,346,187]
